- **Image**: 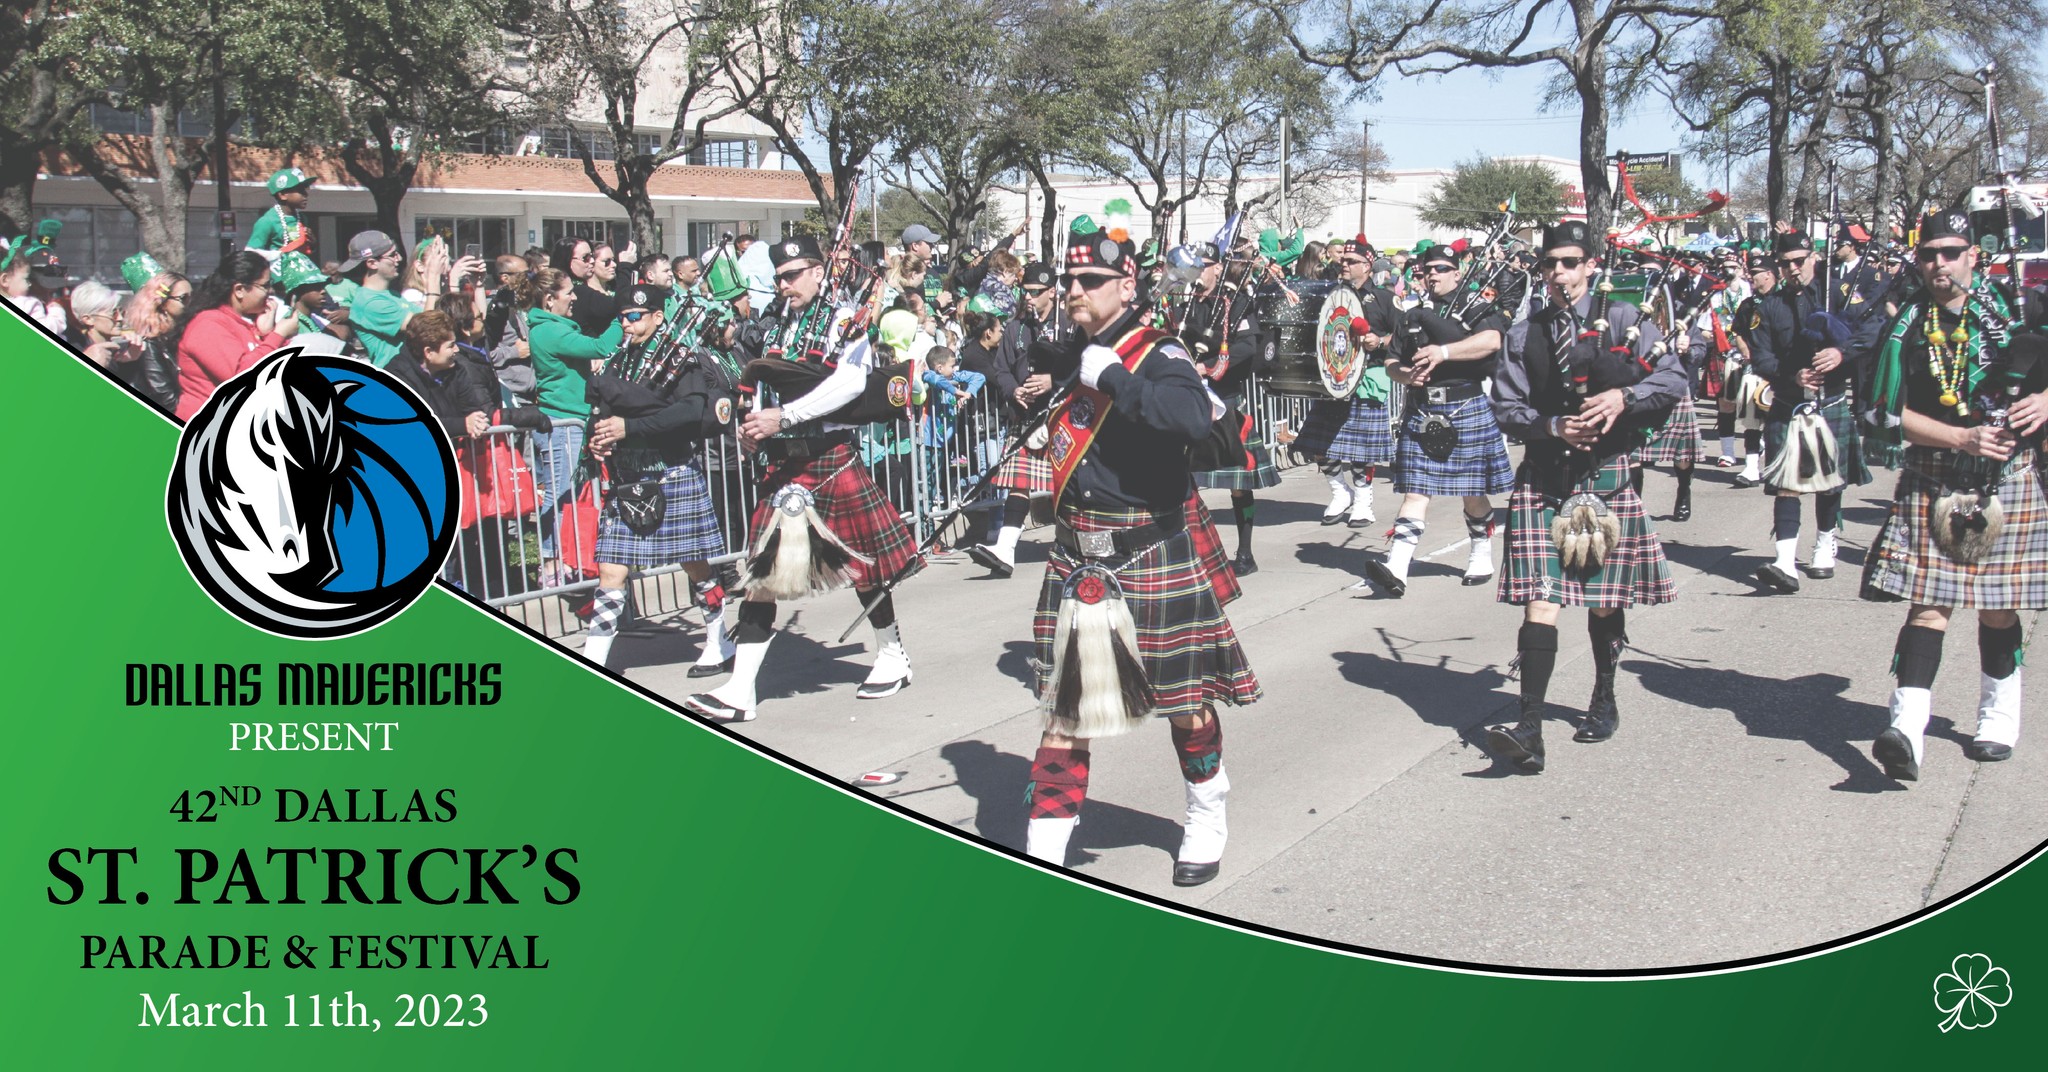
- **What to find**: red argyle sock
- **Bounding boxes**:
[1170,715,1223,783]
[1026,747,1090,820]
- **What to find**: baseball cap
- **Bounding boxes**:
[338,230,397,273]
[901,224,940,247]
[266,167,313,197]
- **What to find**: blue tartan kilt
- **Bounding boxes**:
[1293,397,1393,465]
[595,462,726,568]
[1393,393,1514,497]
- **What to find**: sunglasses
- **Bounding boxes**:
[596,258,615,266]
[1420,264,1458,275]
[1916,246,1968,264]
[1777,256,1808,268]
[1061,272,1122,291]
[1537,256,1586,270]
[574,252,595,262]
[775,267,815,284]
[619,311,652,324]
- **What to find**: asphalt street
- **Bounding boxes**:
[585,452,2045,971]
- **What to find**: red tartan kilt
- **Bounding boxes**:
[1184,491,1241,605]
[746,443,920,590]
[993,446,1055,493]
[1703,350,1727,400]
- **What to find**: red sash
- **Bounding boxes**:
[1046,326,1167,504]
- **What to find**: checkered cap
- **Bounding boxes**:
[1065,228,1130,275]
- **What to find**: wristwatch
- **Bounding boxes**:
[1620,386,1638,409]
[777,413,796,432]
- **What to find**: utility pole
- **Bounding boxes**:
[1358,118,1370,235]
[1278,116,1290,235]
[210,0,234,266]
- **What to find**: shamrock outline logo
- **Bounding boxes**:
[1933,953,2011,1033]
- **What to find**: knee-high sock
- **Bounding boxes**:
[1816,491,1841,534]
[1890,624,1945,762]
[1518,621,1560,713]
[1589,610,1627,695]
[1026,745,1090,819]
[584,586,629,666]
[1978,621,2026,747]
[1463,509,1495,577]
[1716,410,1735,438]
[865,592,896,630]
[1630,465,1646,496]
[1170,715,1223,783]
[1230,492,1255,556]
[1772,496,1801,570]
[1744,429,1762,454]
[1675,464,1694,493]
[992,493,1031,555]
[1387,516,1424,579]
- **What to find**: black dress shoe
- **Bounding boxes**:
[1172,860,1220,887]
[855,675,912,700]
[1754,563,1801,593]
[1673,491,1692,522]
[1873,728,1920,781]
[1801,564,1835,579]
[1732,474,1759,489]
[965,544,1015,578]
[1232,550,1258,576]
[1966,740,2013,762]
[1461,571,1493,587]
[1320,511,1347,526]
[1363,558,1407,598]
[1485,721,1545,773]
[1346,515,1377,529]
[687,657,736,679]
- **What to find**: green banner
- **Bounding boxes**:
[2,309,2040,1064]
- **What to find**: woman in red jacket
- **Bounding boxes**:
[173,252,301,421]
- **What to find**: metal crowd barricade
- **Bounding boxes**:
[451,378,1323,639]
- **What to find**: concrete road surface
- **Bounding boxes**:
[583,454,2044,971]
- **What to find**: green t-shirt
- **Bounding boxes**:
[343,287,420,367]
[247,206,308,255]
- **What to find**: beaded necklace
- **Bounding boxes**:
[1922,298,1976,417]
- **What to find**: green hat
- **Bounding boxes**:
[266,167,313,197]
[121,252,165,292]
[967,292,1007,318]
[1413,238,1436,253]
[34,218,62,246]
[704,253,747,302]
[877,308,919,355]
[273,251,328,294]
[1070,214,1100,236]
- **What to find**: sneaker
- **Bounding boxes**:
[1716,455,1738,468]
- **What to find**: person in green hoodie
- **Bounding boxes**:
[528,266,624,586]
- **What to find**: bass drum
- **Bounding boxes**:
[1257,280,1368,399]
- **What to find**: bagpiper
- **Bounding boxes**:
[1860,211,2047,780]
[1182,238,1282,575]
[581,285,739,678]
[968,261,1061,579]
[1021,221,1261,886]
[1747,230,1873,593]
[1365,240,1513,597]
[1483,221,1684,773]
[681,233,922,723]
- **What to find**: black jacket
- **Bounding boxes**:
[1049,308,1212,514]
[386,351,500,442]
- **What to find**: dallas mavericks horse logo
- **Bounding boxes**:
[166,347,457,638]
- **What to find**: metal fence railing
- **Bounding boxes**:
[445,378,1325,638]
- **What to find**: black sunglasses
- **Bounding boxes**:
[775,267,815,284]
[1777,256,1808,268]
[1537,256,1585,270]
[1916,246,1968,264]
[1420,264,1459,275]
[1061,272,1122,291]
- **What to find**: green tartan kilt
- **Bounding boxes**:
[1497,452,1677,609]
[1762,392,1872,493]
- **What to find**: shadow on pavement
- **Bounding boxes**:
[1622,654,1966,792]
[934,740,1183,863]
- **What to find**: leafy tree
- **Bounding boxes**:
[1419,156,1568,230]
[524,0,763,253]
[0,2,100,236]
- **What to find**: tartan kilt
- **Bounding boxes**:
[1293,397,1393,465]
[746,442,920,591]
[1497,452,1676,609]
[1193,438,1283,491]
[1763,393,1871,492]
[1184,491,1242,606]
[1393,393,1514,497]
[1635,392,1704,466]
[595,461,726,567]
[1860,446,2048,610]
[1032,504,1261,720]
[992,445,1055,494]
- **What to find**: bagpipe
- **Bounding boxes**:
[1405,210,1529,347]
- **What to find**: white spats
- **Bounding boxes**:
[1348,477,1377,524]
[1025,816,1078,864]
[581,633,614,669]
[1323,471,1353,520]
[858,623,912,698]
[702,635,774,715]
[1811,529,1839,573]
[1178,766,1230,866]
[1889,687,1933,766]
[1773,537,1798,574]
[1465,538,1495,581]
[1977,670,2024,748]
